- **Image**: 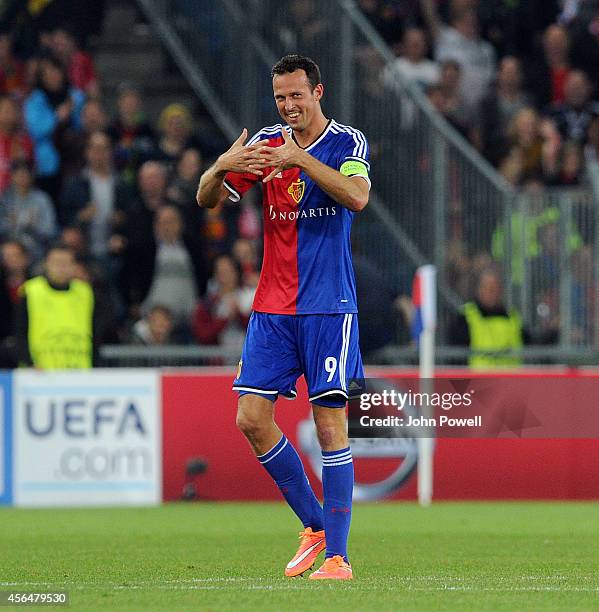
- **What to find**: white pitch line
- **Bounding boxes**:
[2,582,599,593]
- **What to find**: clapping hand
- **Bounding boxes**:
[217,129,269,176]
[256,128,302,183]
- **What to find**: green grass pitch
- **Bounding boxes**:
[1,502,599,610]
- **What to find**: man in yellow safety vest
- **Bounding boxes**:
[449,268,524,369]
[15,243,96,369]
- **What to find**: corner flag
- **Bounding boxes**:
[411,264,437,342]
[411,265,437,507]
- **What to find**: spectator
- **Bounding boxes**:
[552,140,584,186]
[0,161,57,263]
[60,224,89,261]
[569,4,599,80]
[584,115,599,193]
[558,0,585,25]
[568,244,594,345]
[0,239,31,342]
[528,24,571,108]
[61,98,109,180]
[0,257,12,347]
[0,239,31,366]
[500,107,554,185]
[370,1,412,49]
[1,239,32,291]
[135,160,170,213]
[442,58,472,123]
[108,83,156,183]
[23,54,85,202]
[445,237,472,298]
[231,238,260,288]
[124,205,207,324]
[449,267,526,368]
[166,147,203,232]
[382,27,440,91]
[0,29,27,99]
[72,256,120,346]
[278,0,332,53]
[491,178,583,286]
[427,60,471,136]
[192,254,253,352]
[153,103,199,170]
[475,56,533,166]
[15,243,98,368]
[547,70,599,144]
[0,94,33,194]
[59,131,131,264]
[121,161,171,278]
[130,304,179,345]
[199,203,241,264]
[59,223,117,311]
[421,0,496,110]
[50,26,99,98]
[477,0,559,59]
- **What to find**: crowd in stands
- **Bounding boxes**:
[2,0,597,362]
[0,4,262,364]
[360,0,599,344]
[366,0,599,188]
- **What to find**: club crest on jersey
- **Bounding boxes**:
[287,179,305,204]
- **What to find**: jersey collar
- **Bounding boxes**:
[291,118,332,152]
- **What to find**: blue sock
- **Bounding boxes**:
[258,436,324,532]
[322,447,353,562]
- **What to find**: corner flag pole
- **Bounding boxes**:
[412,265,437,507]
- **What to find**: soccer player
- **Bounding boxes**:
[196,54,370,580]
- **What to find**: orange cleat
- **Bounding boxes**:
[309,555,353,580]
[284,527,326,577]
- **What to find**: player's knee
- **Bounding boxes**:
[236,407,268,439]
[316,424,345,450]
[236,411,256,436]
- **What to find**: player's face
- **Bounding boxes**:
[273,70,323,132]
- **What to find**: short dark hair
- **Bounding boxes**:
[271,54,321,90]
[46,242,75,259]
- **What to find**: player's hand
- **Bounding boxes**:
[216,128,268,176]
[258,128,302,183]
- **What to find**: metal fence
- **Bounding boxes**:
[137,0,598,352]
[503,188,599,348]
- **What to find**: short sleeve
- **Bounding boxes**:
[338,129,371,189]
[223,171,259,202]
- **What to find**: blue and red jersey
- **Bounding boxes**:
[224,119,370,315]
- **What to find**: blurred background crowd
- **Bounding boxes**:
[1,0,598,365]
[363,0,599,190]
[0,0,266,365]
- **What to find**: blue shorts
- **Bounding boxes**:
[233,312,364,407]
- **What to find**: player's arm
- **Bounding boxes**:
[258,129,370,212]
[196,128,266,209]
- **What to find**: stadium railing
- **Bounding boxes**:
[98,344,599,367]
[99,344,241,367]
[136,0,598,351]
